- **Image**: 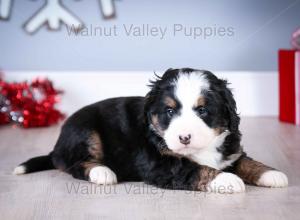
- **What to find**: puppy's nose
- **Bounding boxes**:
[179,134,191,145]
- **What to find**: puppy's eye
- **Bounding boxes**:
[166,108,175,118]
[197,106,207,115]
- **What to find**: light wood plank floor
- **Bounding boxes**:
[0,117,300,220]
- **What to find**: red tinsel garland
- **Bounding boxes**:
[0,76,65,128]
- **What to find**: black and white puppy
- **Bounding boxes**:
[14,68,288,193]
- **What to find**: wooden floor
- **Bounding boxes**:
[0,117,300,220]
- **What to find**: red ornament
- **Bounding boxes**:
[0,76,65,128]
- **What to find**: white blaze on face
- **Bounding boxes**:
[164,72,217,155]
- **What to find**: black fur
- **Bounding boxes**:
[18,154,54,173]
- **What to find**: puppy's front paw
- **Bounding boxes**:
[256,170,288,188]
[207,173,245,193]
[89,166,117,185]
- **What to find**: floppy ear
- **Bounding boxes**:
[144,68,177,123]
[144,74,161,123]
[144,90,155,122]
[144,70,169,120]
[219,80,240,132]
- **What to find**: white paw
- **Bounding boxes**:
[89,166,117,185]
[207,173,245,193]
[13,165,26,175]
[256,170,288,188]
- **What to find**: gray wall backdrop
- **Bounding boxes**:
[0,0,299,71]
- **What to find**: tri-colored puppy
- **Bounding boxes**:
[14,68,288,193]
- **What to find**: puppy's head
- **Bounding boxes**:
[145,68,239,156]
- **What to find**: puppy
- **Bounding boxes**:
[14,68,288,193]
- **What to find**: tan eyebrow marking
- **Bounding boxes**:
[194,96,205,108]
[164,96,177,108]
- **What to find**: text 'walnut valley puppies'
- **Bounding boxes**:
[14,68,288,193]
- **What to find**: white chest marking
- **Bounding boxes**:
[188,131,241,170]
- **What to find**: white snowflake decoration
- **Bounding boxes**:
[0,0,117,34]
[23,0,84,34]
[99,0,116,19]
[0,0,12,20]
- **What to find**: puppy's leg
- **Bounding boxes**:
[143,157,245,193]
[231,154,288,187]
[65,160,117,185]
[81,162,117,185]
[199,166,245,193]
[54,130,117,185]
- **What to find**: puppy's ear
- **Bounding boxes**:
[219,80,240,132]
[144,71,164,116]
[144,80,159,123]
[144,68,176,122]
[144,90,155,119]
